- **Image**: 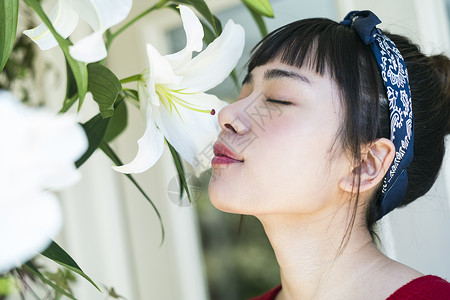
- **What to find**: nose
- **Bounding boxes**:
[218,97,252,135]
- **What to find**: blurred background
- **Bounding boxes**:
[21,0,450,299]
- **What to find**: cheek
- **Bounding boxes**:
[209,120,340,215]
[209,98,345,215]
[249,126,337,212]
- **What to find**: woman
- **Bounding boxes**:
[209,11,450,299]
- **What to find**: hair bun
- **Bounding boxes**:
[428,54,450,133]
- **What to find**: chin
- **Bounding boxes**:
[208,184,233,213]
[208,182,247,214]
[208,188,269,217]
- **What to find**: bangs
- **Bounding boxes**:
[248,18,375,100]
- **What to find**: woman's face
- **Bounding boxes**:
[208,60,353,216]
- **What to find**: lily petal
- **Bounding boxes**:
[175,19,245,92]
[35,114,88,189]
[0,192,62,274]
[69,31,107,63]
[112,105,165,174]
[154,92,227,176]
[0,91,85,274]
[147,43,182,85]
[23,0,79,50]
[72,0,132,31]
[0,91,87,191]
[164,5,204,70]
[139,69,161,108]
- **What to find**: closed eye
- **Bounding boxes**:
[266,98,291,105]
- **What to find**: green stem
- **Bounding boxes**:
[99,142,165,246]
[122,89,140,108]
[106,0,168,49]
[120,74,142,84]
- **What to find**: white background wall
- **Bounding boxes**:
[37,0,450,299]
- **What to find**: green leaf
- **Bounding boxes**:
[65,58,77,100]
[0,0,18,73]
[75,97,126,165]
[41,241,101,292]
[246,6,268,37]
[174,0,222,35]
[60,93,78,113]
[24,262,77,300]
[200,20,217,45]
[59,58,79,113]
[242,0,274,17]
[75,113,111,168]
[68,58,88,110]
[24,0,88,107]
[99,142,165,246]
[104,99,128,143]
[123,88,139,101]
[167,140,193,204]
[87,63,122,118]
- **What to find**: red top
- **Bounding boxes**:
[249,275,450,300]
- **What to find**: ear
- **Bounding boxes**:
[339,138,395,193]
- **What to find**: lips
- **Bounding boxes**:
[212,142,244,165]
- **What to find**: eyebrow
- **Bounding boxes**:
[264,69,312,85]
[241,69,312,86]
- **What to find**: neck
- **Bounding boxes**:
[257,207,387,299]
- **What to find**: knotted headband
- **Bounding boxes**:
[340,11,414,219]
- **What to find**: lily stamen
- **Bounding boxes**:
[156,85,216,120]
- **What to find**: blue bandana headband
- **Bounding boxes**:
[340,11,414,219]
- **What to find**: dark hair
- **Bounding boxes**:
[248,18,450,244]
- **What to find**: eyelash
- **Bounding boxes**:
[266,98,291,105]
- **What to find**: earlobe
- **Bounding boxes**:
[339,138,395,193]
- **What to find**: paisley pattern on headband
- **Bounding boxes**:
[341,11,414,219]
[371,30,414,218]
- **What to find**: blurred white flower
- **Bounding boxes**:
[0,91,88,274]
[113,5,245,176]
[23,0,132,63]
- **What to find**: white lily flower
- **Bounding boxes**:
[23,0,132,63]
[0,91,88,274]
[113,5,245,176]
